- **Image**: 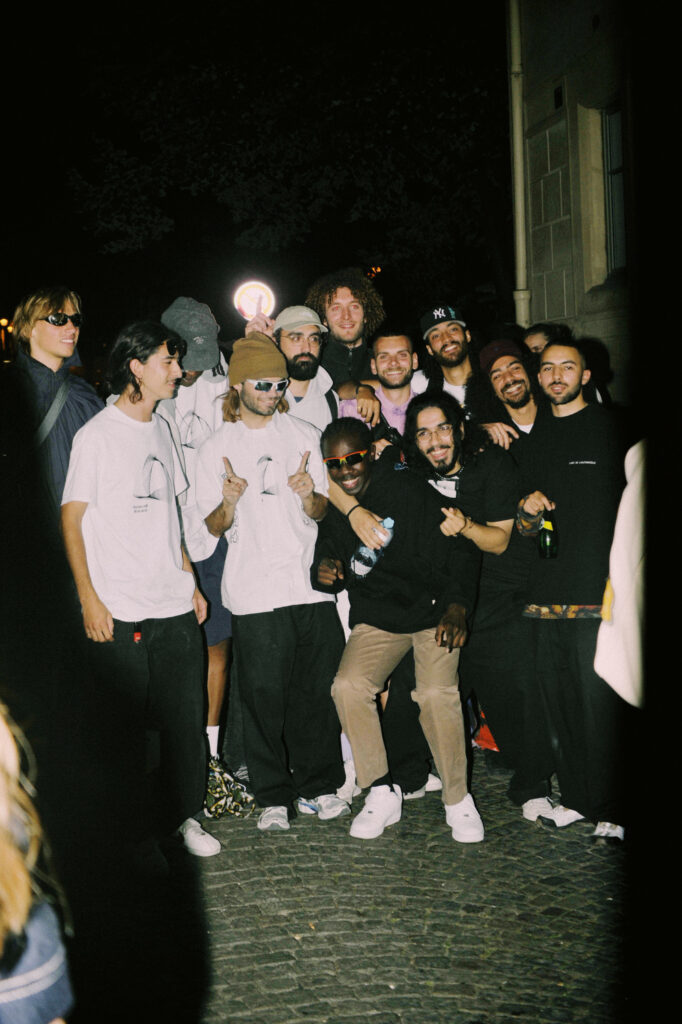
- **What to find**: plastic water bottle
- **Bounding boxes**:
[350,517,394,579]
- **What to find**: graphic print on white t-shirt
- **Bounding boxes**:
[179,409,214,451]
[134,453,174,502]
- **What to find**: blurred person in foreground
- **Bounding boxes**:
[0,702,73,1023]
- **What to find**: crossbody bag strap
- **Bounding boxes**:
[35,377,73,446]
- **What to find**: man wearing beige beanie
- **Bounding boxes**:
[194,334,348,831]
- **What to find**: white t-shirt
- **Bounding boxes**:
[411,370,467,406]
[62,405,195,621]
[287,366,338,433]
[154,355,229,562]
[194,412,333,615]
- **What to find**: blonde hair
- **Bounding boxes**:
[0,704,42,952]
[221,386,289,422]
[11,285,83,354]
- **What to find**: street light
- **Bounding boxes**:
[232,281,275,321]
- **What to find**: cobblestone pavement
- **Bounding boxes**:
[194,750,637,1024]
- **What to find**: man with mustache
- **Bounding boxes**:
[517,341,630,841]
[305,267,386,389]
[271,305,337,431]
[194,334,349,832]
[477,339,546,452]
[412,304,474,408]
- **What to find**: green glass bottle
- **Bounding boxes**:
[538,509,558,559]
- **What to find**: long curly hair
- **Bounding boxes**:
[305,267,386,338]
[402,392,490,477]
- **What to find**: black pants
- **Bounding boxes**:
[232,602,345,809]
[532,617,633,823]
[87,611,207,841]
[460,591,555,805]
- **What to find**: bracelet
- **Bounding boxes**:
[346,503,361,519]
[460,516,474,535]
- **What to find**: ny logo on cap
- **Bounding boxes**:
[433,307,446,319]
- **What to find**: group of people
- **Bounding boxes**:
[5,269,640,877]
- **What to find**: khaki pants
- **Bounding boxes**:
[331,623,468,805]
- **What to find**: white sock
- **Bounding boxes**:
[206,726,219,758]
[340,733,353,762]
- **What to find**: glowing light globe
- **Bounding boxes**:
[233,280,276,320]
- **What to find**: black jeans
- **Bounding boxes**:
[460,591,554,805]
[532,617,633,823]
[87,611,207,841]
[232,602,345,809]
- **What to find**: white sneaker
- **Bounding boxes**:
[550,804,585,828]
[445,794,484,843]
[178,818,221,857]
[404,783,427,800]
[296,794,351,820]
[350,785,402,839]
[336,760,362,803]
[257,806,290,831]
[522,796,555,822]
[592,821,624,841]
[405,772,444,799]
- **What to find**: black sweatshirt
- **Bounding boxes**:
[312,453,481,633]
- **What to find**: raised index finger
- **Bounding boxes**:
[298,451,310,473]
[222,456,235,478]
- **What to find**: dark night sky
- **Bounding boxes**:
[4,5,513,370]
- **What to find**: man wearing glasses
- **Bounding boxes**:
[194,333,348,832]
[10,285,103,511]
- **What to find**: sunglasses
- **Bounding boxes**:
[247,378,288,393]
[40,312,84,328]
[323,449,369,470]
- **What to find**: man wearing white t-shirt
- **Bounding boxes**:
[194,333,348,832]
[61,321,220,863]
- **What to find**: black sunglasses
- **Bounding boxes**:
[40,312,84,328]
[323,449,369,470]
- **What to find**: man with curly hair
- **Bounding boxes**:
[305,267,385,388]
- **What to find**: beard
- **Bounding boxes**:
[329,325,364,348]
[423,442,461,477]
[286,353,321,381]
[377,368,413,391]
[545,380,582,406]
[431,339,469,368]
[501,382,532,409]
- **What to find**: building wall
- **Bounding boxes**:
[520,0,631,403]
